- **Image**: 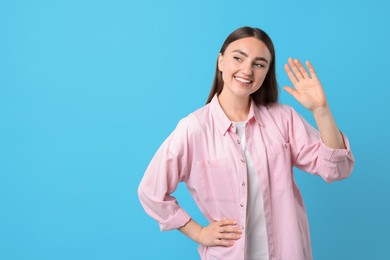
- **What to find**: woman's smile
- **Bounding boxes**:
[234,76,253,85]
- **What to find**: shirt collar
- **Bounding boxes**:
[209,94,264,136]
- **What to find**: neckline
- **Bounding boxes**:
[233,121,246,126]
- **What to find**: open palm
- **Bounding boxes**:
[283,58,328,112]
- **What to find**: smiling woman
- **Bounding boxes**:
[138,26,355,260]
[207,27,277,108]
[216,37,272,122]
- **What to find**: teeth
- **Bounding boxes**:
[235,76,252,84]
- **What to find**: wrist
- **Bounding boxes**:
[312,104,331,118]
[178,218,204,244]
[196,226,205,244]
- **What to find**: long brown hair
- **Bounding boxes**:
[206,26,278,105]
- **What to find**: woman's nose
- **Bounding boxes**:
[241,63,253,75]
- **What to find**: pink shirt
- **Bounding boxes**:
[138,95,354,260]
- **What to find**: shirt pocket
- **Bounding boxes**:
[194,157,235,202]
[266,142,293,191]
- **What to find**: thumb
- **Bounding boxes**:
[283,86,299,99]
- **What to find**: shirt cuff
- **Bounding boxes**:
[319,132,352,162]
[159,208,191,231]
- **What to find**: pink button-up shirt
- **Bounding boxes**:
[138,95,354,260]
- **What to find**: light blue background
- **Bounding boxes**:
[1,0,389,259]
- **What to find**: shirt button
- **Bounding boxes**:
[240,158,246,163]
[283,144,288,148]
[240,203,244,207]
[237,139,241,144]
[242,182,246,186]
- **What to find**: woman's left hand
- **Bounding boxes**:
[283,58,328,112]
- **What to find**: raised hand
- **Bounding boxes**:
[283,58,328,112]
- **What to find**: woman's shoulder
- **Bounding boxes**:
[173,104,211,136]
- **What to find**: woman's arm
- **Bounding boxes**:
[312,105,345,149]
[283,58,345,149]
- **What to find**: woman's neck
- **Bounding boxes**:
[218,92,250,122]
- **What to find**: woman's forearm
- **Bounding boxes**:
[313,105,345,149]
[178,219,203,243]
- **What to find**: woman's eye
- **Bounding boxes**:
[233,56,242,62]
[254,63,265,68]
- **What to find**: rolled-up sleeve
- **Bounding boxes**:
[318,132,354,183]
[138,119,192,231]
[287,106,355,183]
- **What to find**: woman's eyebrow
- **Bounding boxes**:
[232,49,269,64]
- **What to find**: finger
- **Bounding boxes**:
[284,63,298,86]
[294,59,310,79]
[288,57,304,81]
[218,227,241,236]
[214,239,235,247]
[219,232,242,241]
[283,86,299,100]
[220,225,242,234]
[306,60,318,79]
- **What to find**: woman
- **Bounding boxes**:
[138,26,354,260]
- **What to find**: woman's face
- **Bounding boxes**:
[218,37,271,100]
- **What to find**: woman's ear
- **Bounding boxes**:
[217,53,223,72]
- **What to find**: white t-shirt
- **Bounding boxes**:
[234,122,269,260]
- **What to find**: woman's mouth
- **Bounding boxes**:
[234,76,253,84]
